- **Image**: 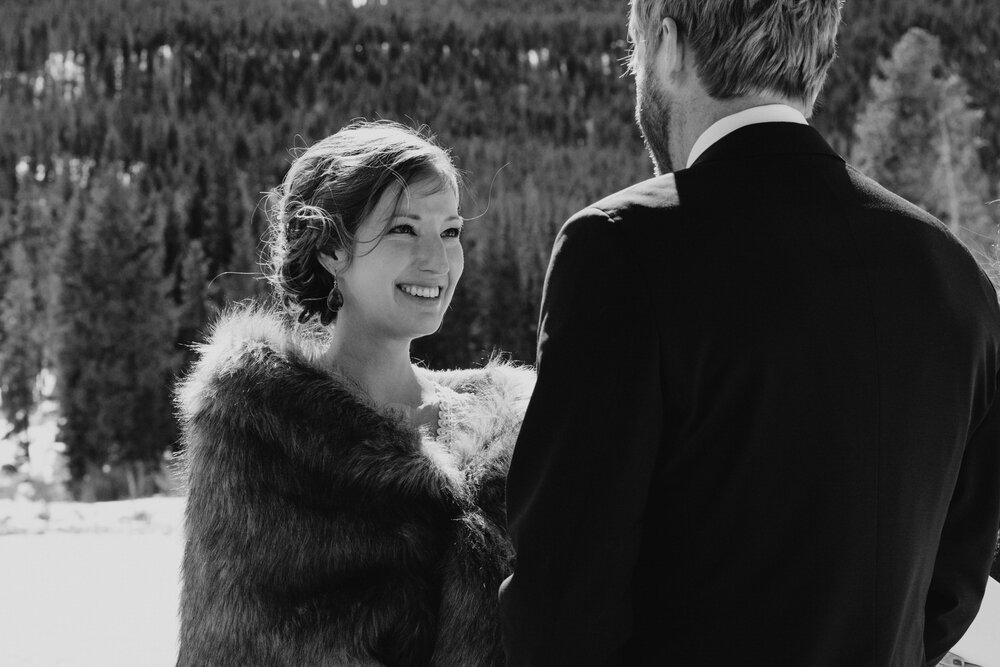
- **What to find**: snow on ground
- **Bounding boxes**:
[0,496,997,666]
[953,577,1000,666]
[0,496,185,536]
[1,497,185,667]
[1,532,183,667]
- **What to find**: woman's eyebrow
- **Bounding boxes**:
[392,213,463,222]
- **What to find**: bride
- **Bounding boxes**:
[175,120,533,666]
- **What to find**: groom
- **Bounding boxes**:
[499,1,1000,665]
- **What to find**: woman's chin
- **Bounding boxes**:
[386,313,446,341]
[395,296,450,335]
[412,318,446,339]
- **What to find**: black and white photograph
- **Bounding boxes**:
[1,1,999,665]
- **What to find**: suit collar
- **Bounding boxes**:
[686,104,808,168]
[687,122,844,169]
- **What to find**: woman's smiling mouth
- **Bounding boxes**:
[397,284,443,299]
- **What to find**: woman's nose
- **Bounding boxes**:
[417,236,449,273]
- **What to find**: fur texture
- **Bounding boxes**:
[174,307,533,666]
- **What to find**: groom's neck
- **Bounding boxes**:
[671,93,809,169]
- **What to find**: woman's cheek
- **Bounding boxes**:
[449,244,465,284]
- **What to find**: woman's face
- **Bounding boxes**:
[330,175,464,342]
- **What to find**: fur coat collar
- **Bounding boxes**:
[175,306,534,667]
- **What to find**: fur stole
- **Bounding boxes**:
[174,306,534,667]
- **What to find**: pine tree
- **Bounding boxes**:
[851,28,994,261]
[0,185,57,461]
[0,242,43,459]
[54,166,178,499]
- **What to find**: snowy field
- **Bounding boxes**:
[2,533,183,667]
[0,497,185,667]
[1,495,998,667]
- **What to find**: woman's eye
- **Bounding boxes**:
[389,224,415,235]
[442,226,463,239]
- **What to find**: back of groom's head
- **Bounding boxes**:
[627,0,844,111]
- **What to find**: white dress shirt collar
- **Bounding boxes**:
[685,104,808,168]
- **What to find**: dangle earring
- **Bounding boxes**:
[326,277,344,312]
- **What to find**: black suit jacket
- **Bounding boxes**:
[499,123,1000,666]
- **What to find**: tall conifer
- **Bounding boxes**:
[852,28,994,261]
[0,185,56,459]
[54,166,177,498]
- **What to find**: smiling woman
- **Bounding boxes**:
[174,120,534,666]
[266,121,461,329]
[324,175,465,344]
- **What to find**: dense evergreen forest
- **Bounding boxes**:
[0,0,997,497]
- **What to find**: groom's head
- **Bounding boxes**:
[628,0,843,173]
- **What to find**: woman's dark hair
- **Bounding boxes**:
[265,120,459,326]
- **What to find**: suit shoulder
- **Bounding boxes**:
[586,172,681,224]
[845,164,987,262]
[555,173,681,253]
[846,164,1000,321]
[845,165,945,229]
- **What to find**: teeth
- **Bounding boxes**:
[399,284,441,298]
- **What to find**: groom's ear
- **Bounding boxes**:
[660,17,686,74]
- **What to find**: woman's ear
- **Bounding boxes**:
[317,252,347,277]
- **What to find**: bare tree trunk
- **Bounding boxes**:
[125,462,139,499]
[939,107,962,234]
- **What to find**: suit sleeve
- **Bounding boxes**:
[498,209,663,665]
[924,373,1000,665]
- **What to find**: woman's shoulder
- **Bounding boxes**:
[193,303,296,367]
[175,302,337,421]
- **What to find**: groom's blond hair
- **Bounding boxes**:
[627,0,843,110]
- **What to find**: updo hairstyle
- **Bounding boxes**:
[265,120,459,326]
